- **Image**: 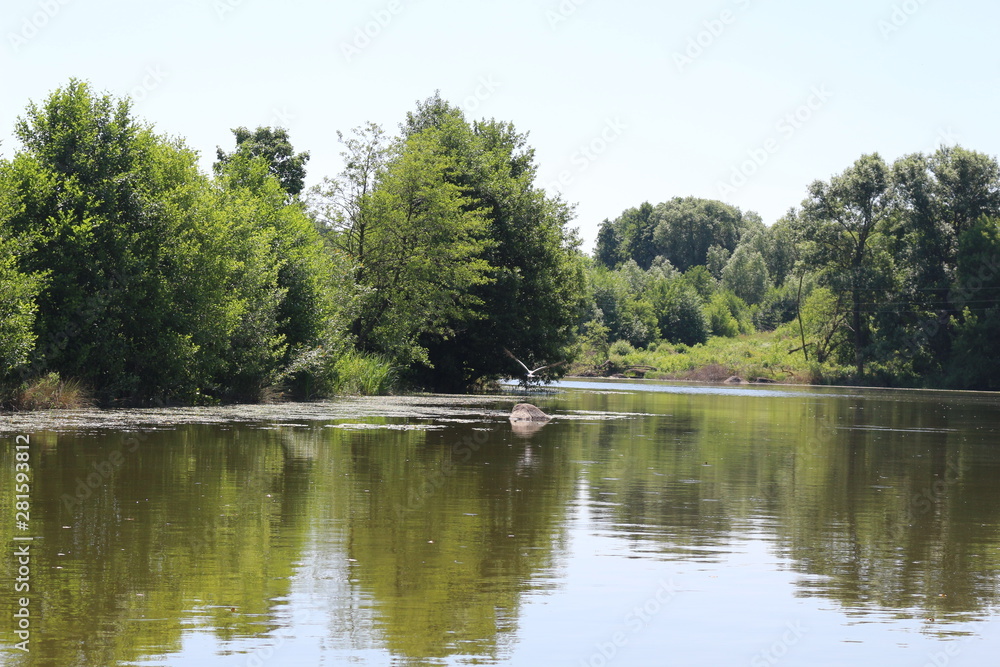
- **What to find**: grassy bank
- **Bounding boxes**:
[2,350,400,412]
[572,326,852,385]
[1,372,93,411]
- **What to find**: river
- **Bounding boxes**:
[1,379,999,666]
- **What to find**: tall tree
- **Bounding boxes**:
[882,147,1000,378]
[645,275,708,345]
[2,80,335,401]
[801,153,894,377]
[594,218,622,268]
[650,197,746,272]
[721,245,771,306]
[948,216,1000,389]
[3,79,197,397]
[215,126,310,196]
[616,202,657,269]
[399,95,588,390]
[312,121,491,367]
[310,122,391,269]
[212,152,344,394]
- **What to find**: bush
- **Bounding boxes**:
[609,340,636,357]
[314,350,397,396]
[706,290,754,338]
[619,299,658,348]
[753,284,800,331]
[707,300,739,337]
[10,373,91,411]
[647,279,709,346]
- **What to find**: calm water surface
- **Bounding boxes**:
[1,380,1000,666]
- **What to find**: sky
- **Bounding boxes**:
[2,0,998,251]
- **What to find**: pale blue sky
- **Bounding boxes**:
[2,0,996,250]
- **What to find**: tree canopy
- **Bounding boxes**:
[216,126,311,196]
[581,145,1000,391]
[4,79,1000,402]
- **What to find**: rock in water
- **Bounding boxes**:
[509,403,551,422]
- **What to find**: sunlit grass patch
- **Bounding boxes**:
[9,372,92,410]
[578,328,850,385]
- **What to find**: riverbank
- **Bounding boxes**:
[569,328,849,386]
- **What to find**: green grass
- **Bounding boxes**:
[3,372,93,411]
[323,350,398,396]
[575,325,851,385]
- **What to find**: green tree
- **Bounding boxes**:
[212,153,345,397]
[615,202,657,269]
[2,80,221,398]
[0,231,44,376]
[932,146,1000,240]
[801,153,894,377]
[682,264,717,301]
[650,197,746,272]
[215,126,310,196]
[0,80,333,401]
[705,244,731,279]
[706,292,739,338]
[798,286,850,365]
[401,95,587,389]
[948,217,1000,389]
[589,266,633,344]
[314,121,491,367]
[594,217,622,268]
[753,212,798,287]
[721,245,771,306]
[706,290,753,338]
[646,276,708,346]
[887,148,1000,377]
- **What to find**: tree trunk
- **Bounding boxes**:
[852,284,865,378]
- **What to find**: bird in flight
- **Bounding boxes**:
[504,348,565,384]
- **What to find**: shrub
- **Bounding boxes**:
[11,373,91,411]
[609,340,636,357]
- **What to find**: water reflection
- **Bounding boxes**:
[0,383,999,664]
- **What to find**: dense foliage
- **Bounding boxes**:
[0,82,585,404]
[310,95,586,391]
[2,80,999,404]
[581,149,1000,391]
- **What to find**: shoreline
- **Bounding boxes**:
[4,376,998,429]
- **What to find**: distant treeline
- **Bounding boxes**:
[3,80,999,405]
[589,150,1000,390]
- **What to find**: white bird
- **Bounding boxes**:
[504,348,565,381]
